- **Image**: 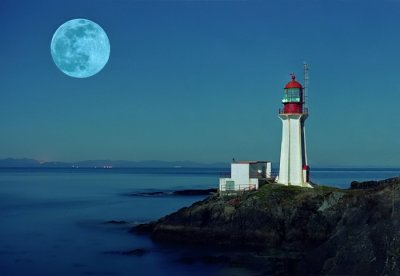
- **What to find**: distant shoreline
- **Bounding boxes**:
[1,158,399,171]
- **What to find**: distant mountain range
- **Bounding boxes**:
[0,158,230,168]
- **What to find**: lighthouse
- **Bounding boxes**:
[277,67,312,188]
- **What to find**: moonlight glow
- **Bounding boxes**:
[50,19,110,78]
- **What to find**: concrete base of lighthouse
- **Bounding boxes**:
[277,113,312,188]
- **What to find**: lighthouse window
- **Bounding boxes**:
[283,88,301,103]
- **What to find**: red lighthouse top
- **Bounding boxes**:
[284,74,303,89]
[281,74,304,114]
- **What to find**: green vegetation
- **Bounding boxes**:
[247,183,345,207]
[250,184,309,202]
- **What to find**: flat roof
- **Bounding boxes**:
[233,160,271,164]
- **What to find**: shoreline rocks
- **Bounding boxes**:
[125,188,217,197]
[132,177,400,275]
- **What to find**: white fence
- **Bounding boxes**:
[219,178,258,192]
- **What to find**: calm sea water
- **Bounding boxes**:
[0,167,399,275]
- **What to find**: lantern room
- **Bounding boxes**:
[281,74,304,114]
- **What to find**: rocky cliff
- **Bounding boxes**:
[133,178,400,275]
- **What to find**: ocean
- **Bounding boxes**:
[0,167,399,275]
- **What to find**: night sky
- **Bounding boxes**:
[1,0,399,167]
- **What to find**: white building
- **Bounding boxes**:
[219,161,271,192]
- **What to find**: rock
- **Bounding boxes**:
[351,180,380,190]
[122,248,147,256]
[297,179,400,275]
[132,178,400,275]
[351,177,400,190]
[133,185,342,249]
[103,248,147,257]
[125,188,217,197]
[131,222,156,234]
[317,191,344,212]
[127,191,168,197]
[104,220,127,225]
[173,189,217,196]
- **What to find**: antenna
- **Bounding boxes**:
[303,62,309,111]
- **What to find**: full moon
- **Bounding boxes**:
[50,19,110,78]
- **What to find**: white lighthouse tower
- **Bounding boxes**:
[277,67,312,188]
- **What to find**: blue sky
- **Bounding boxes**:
[0,0,399,167]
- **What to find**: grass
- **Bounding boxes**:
[250,184,308,201]
[249,183,346,204]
